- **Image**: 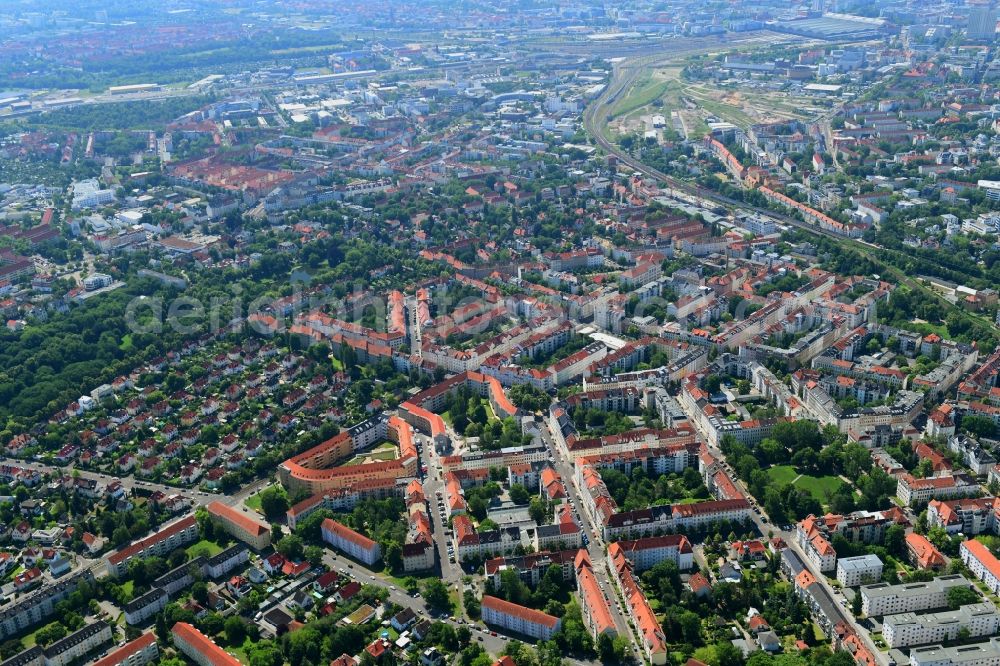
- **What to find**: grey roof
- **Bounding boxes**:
[123,588,167,614]
[884,603,999,632]
[0,647,42,666]
[206,543,248,567]
[43,621,109,657]
[861,575,970,601]
[911,638,1000,666]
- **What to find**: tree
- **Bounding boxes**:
[597,633,626,663]
[467,495,487,521]
[258,486,289,521]
[270,523,283,546]
[678,609,703,645]
[962,415,996,438]
[715,641,744,666]
[155,612,169,643]
[463,589,481,619]
[224,616,246,645]
[305,545,324,567]
[885,524,906,558]
[277,534,304,561]
[529,497,548,525]
[112,526,131,547]
[384,542,403,572]
[423,579,452,611]
[191,581,208,604]
[456,625,472,646]
[509,484,530,505]
[947,585,981,610]
[852,591,863,616]
[402,577,420,595]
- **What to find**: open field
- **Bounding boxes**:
[605,53,820,143]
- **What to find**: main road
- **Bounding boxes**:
[2,457,268,509]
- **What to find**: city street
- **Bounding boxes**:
[537,418,645,660]
[3,457,269,510]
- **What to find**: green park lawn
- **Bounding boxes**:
[766,465,845,505]
[766,465,798,485]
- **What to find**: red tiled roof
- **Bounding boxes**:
[482,595,560,629]
[107,515,196,566]
[962,539,1000,580]
[322,518,378,551]
[91,633,157,666]
[172,622,241,666]
[208,501,268,537]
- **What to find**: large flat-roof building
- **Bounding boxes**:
[836,554,883,587]
[860,576,973,617]
[910,637,1000,666]
[884,603,999,648]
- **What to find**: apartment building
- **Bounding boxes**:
[609,542,667,665]
[4,621,115,666]
[860,576,973,617]
[960,540,1000,594]
[206,501,271,550]
[42,621,113,666]
[883,603,999,648]
[124,589,167,625]
[481,596,561,640]
[799,530,837,573]
[836,555,883,587]
[907,533,947,571]
[927,497,1000,536]
[607,535,694,572]
[910,637,1000,666]
[401,542,435,573]
[105,515,199,578]
[154,559,204,597]
[897,474,980,506]
[484,550,579,589]
[204,544,250,579]
[91,633,158,666]
[0,569,96,640]
[321,518,382,566]
[171,622,241,666]
[574,551,617,641]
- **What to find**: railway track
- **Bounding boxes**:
[582,59,1000,336]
